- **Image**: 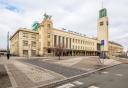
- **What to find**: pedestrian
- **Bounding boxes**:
[7,53,10,60]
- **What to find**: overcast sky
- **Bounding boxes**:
[0,0,128,51]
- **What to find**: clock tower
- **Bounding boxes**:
[97,8,109,57]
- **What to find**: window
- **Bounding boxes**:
[23,50,28,56]
[48,42,50,46]
[73,39,74,43]
[54,35,57,47]
[48,49,51,53]
[73,45,74,49]
[58,36,61,45]
[48,24,51,28]
[75,39,77,43]
[100,21,104,26]
[70,38,71,49]
[66,37,68,48]
[48,33,50,38]
[63,37,65,46]
[23,32,28,38]
[23,40,28,46]
[31,41,36,47]
[31,34,36,39]
[31,50,36,56]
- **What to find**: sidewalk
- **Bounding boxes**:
[0,56,124,88]
[0,56,64,88]
[46,56,122,71]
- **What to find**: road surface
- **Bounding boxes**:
[55,64,128,88]
[19,59,86,77]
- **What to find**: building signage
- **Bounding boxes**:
[101,40,104,46]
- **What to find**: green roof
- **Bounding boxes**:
[99,8,107,18]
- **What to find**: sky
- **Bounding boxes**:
[0,0,128,51]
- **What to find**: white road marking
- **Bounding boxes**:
[73,81,83,85]
[56,83,75,88]
[102,71,109,74]
[88,86,100,88]
[115,74,123,77]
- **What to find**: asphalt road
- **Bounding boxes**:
[20,59,86,77]
[56,64,128,88]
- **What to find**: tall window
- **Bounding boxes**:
[70,38,71,49]
[23,32,28,38]
[58,36,61,45]
[31,50,36,56]
[31,41,36,47]
[48,24,51,28]
[54,35,57,47]
[66,37,68,48]
[48,41,50,46]
[63,37,65,47]
[48,33,50,38]
[100,21,104,26]
[31,34,36,39]
[23,50,28,56]
[23,40,28,46]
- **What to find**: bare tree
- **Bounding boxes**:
[55,43,66,60]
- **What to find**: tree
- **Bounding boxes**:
[55,43,66,60]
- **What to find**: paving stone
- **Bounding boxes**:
[6,64,35,88]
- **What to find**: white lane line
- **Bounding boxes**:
[56,83,75,88]
[115,74,123,77]
[73,81,83,85]
[102,71,109,74]
[88,86,100,88]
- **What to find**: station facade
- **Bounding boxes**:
[10,8,123,57]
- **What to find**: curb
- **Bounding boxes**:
[39,63,122,88]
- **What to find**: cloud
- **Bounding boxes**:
[0,0,128,50]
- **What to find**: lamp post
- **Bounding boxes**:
[7,32,10,60]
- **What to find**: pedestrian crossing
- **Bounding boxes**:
[56,81,83,88]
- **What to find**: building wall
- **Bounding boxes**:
[97,17,109,52]
[10,19,123,57]
[108,42,123,56]
[10,32,19,56]
[10,29,38,57]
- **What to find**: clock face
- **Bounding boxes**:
[99,8,107,18]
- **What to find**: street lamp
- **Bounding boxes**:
[7,32,10,60]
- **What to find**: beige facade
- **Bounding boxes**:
[10,29,38,57]
[10,9,123,57]
[10,17,123,57]
[108,41,123,56]
[97,17,109,52]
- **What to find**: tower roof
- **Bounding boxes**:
[99,8,107,18]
